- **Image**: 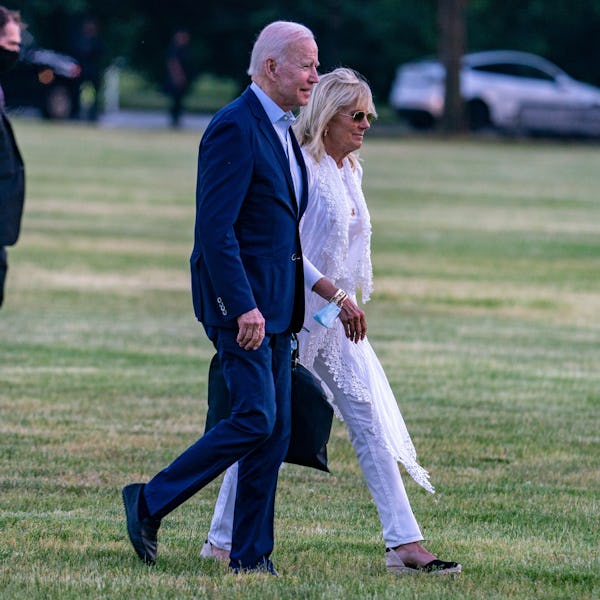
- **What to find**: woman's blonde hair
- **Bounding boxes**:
[293,67,377,168]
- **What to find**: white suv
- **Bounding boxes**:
[389,50,600,135]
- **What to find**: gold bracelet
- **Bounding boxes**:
[330,288,348,307]
[329,289,344,304]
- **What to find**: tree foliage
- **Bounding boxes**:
[5,0,600,105]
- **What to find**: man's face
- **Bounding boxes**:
[0,20,21,52]
[270,38,319,112]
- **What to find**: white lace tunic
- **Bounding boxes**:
[298,152,434,493]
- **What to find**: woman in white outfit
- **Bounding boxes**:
[201,68,461,575]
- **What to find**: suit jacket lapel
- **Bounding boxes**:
[243,88,301,216]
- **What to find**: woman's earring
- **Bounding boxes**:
[324,128,329,137]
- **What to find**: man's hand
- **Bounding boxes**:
[236,308,266,350]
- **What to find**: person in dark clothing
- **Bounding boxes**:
[0,6,25,309]
[70,17,104,121]
[164,29,192,128]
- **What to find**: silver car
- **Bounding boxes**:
[389,50,600,135]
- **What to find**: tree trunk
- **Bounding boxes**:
[438,0,467,133]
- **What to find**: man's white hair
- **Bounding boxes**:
[247,20,314,77]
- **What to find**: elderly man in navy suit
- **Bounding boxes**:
[123,21,319,574]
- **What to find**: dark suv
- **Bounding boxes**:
[0,36,81,119]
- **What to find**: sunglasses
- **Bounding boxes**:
[339,111,376,124]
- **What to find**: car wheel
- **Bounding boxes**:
[466,99,490,131]
[42,84,73,120]
[400,110,435,130]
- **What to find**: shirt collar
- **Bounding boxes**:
[250,81,295,126]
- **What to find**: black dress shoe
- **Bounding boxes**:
[230,556,279,576]
[122,483,161,565]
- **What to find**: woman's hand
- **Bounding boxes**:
[339,297,367,343]
[311,277,367,343]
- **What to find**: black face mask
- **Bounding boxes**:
[0,47,20,72]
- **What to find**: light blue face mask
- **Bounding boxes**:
[313,301,342,328]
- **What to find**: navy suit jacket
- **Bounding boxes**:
[0,108,25,247]
[191,87,307,334]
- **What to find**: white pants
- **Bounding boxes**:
[207,354,423,550]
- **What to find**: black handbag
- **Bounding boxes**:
[204,340,333,472]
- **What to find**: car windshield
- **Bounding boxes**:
[471,62,556,82]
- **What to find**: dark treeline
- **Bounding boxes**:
[6,0,600,105]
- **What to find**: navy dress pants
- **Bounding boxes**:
[143,327,292,569]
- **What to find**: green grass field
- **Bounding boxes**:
[1,120,598,599]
